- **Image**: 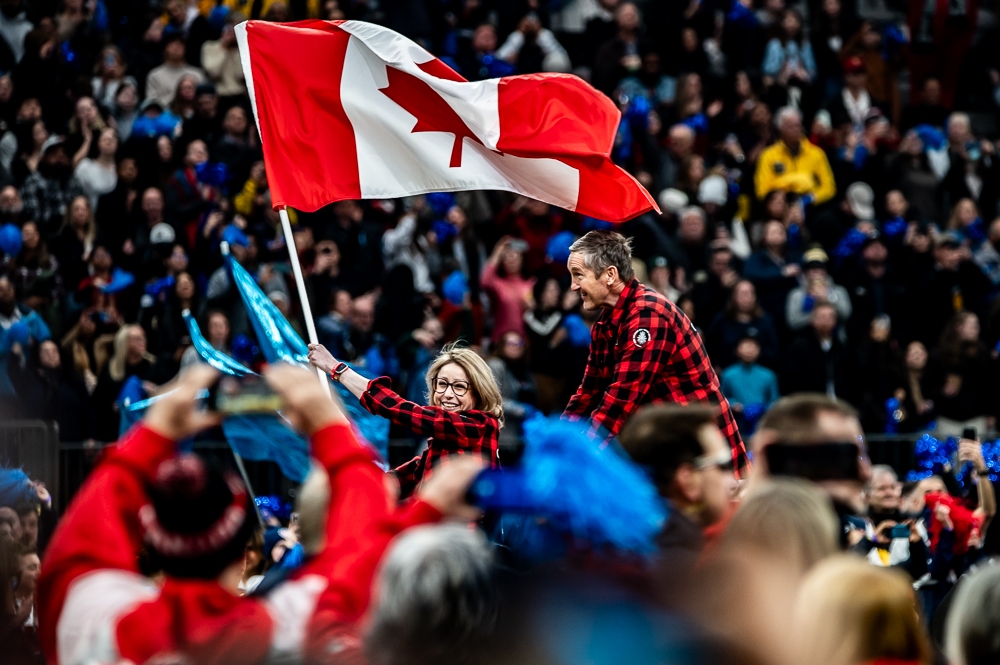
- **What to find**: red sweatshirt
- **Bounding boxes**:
[36,422,442,665]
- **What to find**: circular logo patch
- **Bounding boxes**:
[632,328,651,347]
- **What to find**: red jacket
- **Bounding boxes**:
[564,279,748,473]
[361,377,500,498]
[37,422,441,665]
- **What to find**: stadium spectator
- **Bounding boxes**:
[755,106,836,205]
[619,405,737,564]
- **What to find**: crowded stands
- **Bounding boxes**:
[3,0,1000,663]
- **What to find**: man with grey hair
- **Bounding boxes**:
[754,106,836,206]
[365,524,499,665]
[563,230,748,474]
[853,463,928,579]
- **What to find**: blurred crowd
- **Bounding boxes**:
[3,378,1000,665]
[2,1,1000,661]
[0,0,999,446]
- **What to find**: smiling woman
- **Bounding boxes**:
[308,342,502,497]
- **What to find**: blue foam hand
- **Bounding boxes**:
[98,268,136,294]
[470,415,667,557]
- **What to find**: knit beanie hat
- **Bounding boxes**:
[141,454,255,579]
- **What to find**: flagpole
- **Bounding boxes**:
[278,206,332,397]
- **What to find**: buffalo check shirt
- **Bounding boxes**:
[564,279,749,473]
[360,377,500,497]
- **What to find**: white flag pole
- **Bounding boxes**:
[279,206,332,397]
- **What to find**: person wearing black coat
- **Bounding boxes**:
[781,301,853,399]
[742,220,801,342]
[6,339,95,442]
[909,234,992,348]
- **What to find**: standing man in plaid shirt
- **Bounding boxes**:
[563,231,749,474]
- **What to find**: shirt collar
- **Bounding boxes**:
[608,279,640,328]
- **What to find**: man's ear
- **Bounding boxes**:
[606,266,618,286]
[674,464,701,504]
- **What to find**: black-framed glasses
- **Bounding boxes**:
[432,376,470,397]
[695,452,735,473]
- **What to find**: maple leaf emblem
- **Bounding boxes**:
[379,62,498,168]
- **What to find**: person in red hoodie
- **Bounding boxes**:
[36,363,482,665]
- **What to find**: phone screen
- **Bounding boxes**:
[208,375,283,415]
[764,443,862,482]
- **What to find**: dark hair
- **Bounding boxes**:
[757,394,859,443]
[619,404,718,494]
[144,456,255,580]
[778,8,805,45]
[724,280,764,320]
[938,311,982,366]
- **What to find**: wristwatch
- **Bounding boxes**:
[331,362,349,382]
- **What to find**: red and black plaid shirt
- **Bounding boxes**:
[564,279,749,473]
[360,377,500,497]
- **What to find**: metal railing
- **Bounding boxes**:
[5,421,980,514]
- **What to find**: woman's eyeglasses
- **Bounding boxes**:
[432,377,470,397]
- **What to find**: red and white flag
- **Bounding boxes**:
[235,19,658,221]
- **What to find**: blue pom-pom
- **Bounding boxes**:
[0,222,22,256]
[562,314,592,347]
[231,334,257,366]
[470,416,667,557]
[145,275,176,296]
[884,397,903,434]
[882,217,908,239]
[442,270,468,306]
[425,192,456,218]
[546,231,577,265]
[195,161,229,189]
[0,468,37,507]
[254,494,292,520]
[432,219,458,244]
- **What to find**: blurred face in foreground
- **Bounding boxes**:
[752,410,868,512]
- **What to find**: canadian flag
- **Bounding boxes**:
[235,19,658,221]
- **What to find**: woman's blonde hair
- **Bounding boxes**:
[947,197,979,230]
[723,478,839,574]
[793,555,933,665]
[108,324,154,382]
[61,195,96,252]
[425,343,504,425]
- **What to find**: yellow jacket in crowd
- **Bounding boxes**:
[754,138,836,205]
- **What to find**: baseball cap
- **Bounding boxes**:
[846,182,875,221]
[150,222,176,245]
[803,247,829,269]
